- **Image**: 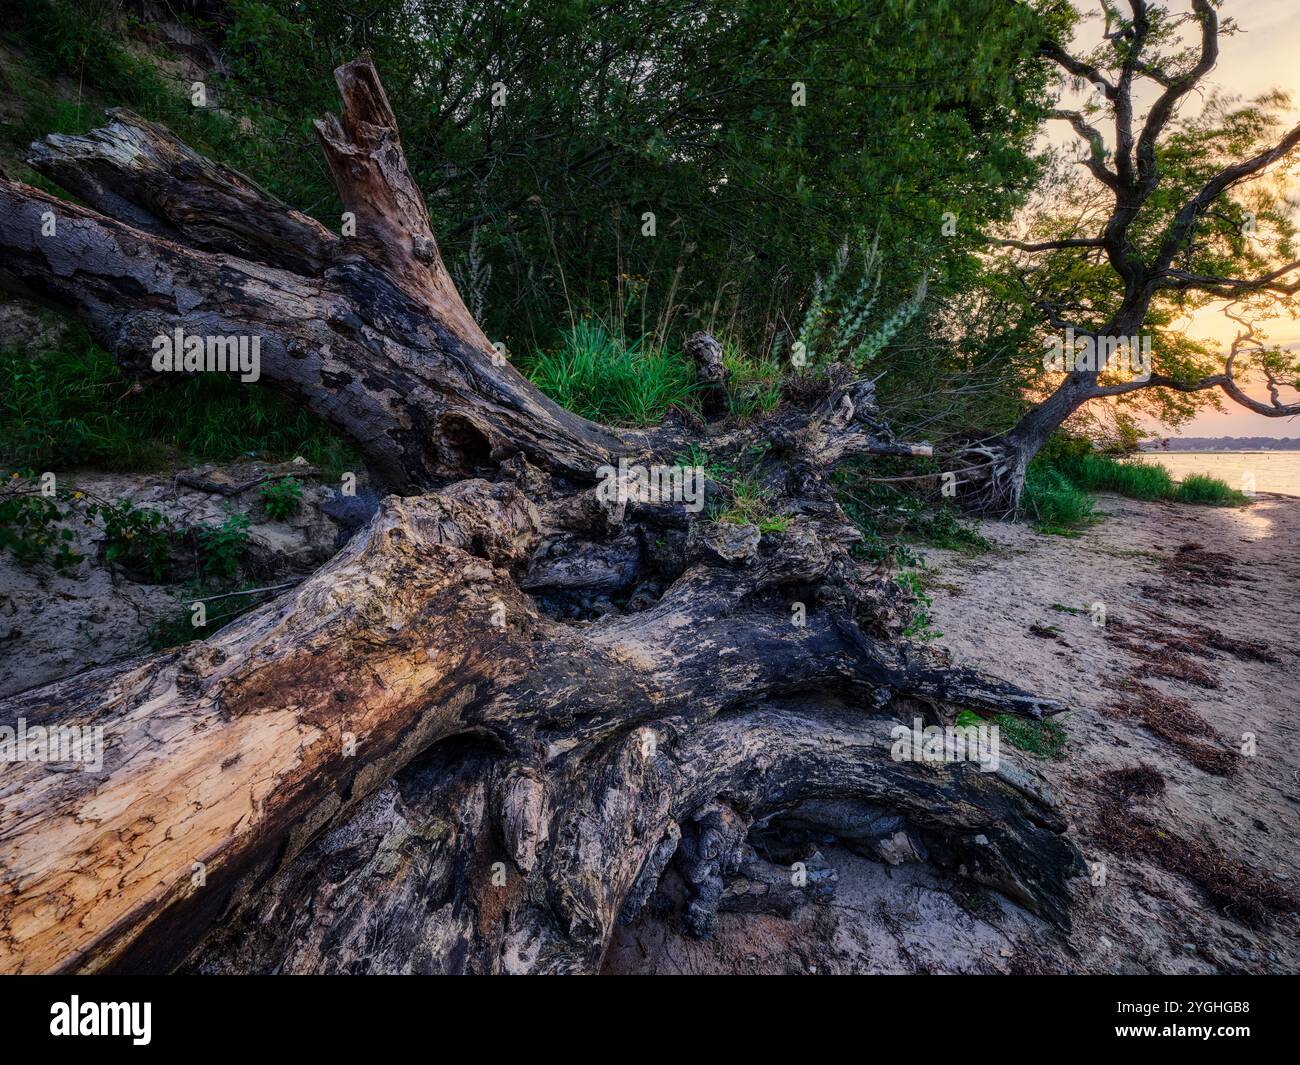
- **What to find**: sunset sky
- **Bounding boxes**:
[1059,0,1300,438]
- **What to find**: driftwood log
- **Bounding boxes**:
[0,59,1083,974]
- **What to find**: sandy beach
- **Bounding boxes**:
[608,493,1300,973]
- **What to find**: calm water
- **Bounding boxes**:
[1136,451,1300,497]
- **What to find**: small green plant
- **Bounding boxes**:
[0,471,175,578]
[91,498,174,581]
[783,232,929,368]
[709,473,793,533]
[956,709,1067,760]
[833,458,991,559]
[897,568,941,641]
[259,476,303,520]
[0,474,79,572]
[724,344,784,420]
[195,513,251,581]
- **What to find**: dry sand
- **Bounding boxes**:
[607,493,1300,974]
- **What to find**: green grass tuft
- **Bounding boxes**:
[0,333,359,477]
[1173,472,1248,506]
[957,709,1066,760]
[1021,464,1096,535]
[519,321,698,427]
[1037,445,1246,509]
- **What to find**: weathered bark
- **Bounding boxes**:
[0,58,1084,975]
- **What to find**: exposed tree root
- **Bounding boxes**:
[0,58,1086,974]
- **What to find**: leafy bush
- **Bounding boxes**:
[92,498,174,582]
[195,513,251,581]
[0,478,77,571]
[260,476,303,520]
[0,472,175,579]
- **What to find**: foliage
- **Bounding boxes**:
[988,2,1300,433]
[787,234,930,369]
[834,458,992,559]
[1021,463,1097,535]
[2,0,1053,359]
[896,569,941,642]
[260,476,304,520]
[195,513,251,581]
[90,497,174,581]
[1033,433,1247,509]
[0,333,359,477]
[1174,472,1248,506]
[520,320,697,426]
[148,587,270,650]
[0,475,78,571]
[0,471,175,579]
[711,474,791,533]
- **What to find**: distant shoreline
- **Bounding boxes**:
[1136,449,1298,455]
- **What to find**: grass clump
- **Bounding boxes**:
[959,708,1066,760]
[520,321,697,427]
[1173,472,1248,506]
[712,474,791,533]
[1021,464,1097,535]
[724,345,784,421]
[0,335,359,477]
[1032,435,1246,513]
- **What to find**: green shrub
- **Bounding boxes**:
[195,513,251,581]
[260,476,304,520]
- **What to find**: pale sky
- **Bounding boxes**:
[1056,0,1300,437]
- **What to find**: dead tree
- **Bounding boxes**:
[0,59,1083,974]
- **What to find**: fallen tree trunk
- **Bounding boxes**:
[0,59,1084,974]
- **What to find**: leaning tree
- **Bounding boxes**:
[965,0,1300,513]
[0,59,1083,974]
